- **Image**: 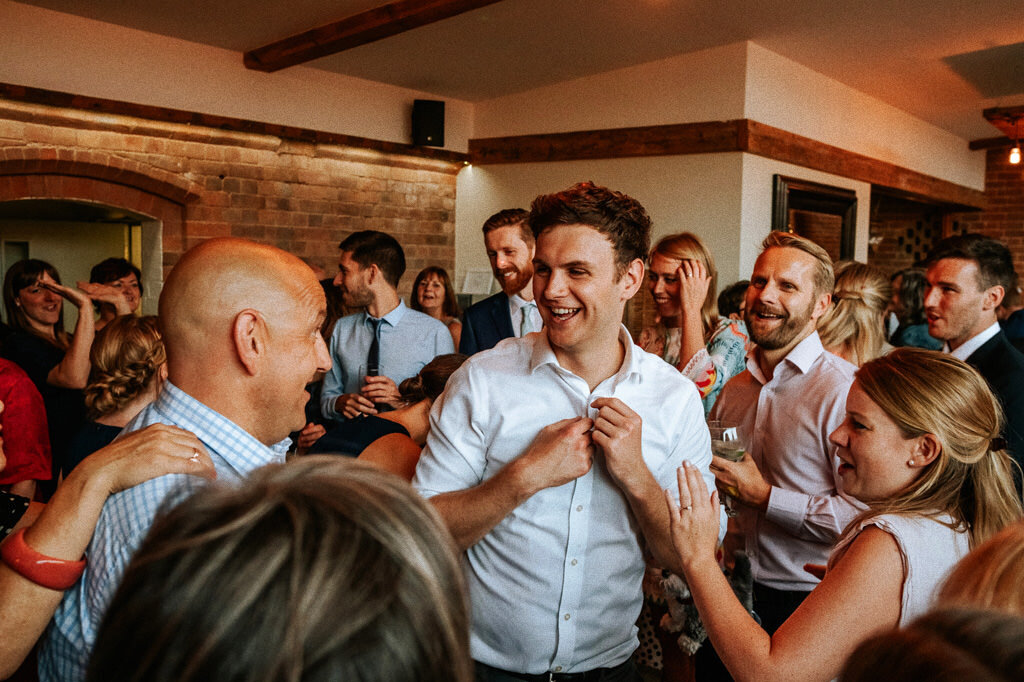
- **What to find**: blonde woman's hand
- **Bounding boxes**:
[664,461,720,573]
[74,423,216,494]
[676,260,712,317]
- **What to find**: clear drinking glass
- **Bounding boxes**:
[708,419,746,517]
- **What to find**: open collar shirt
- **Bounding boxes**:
[945,320,1000,361]
[320,299,454,420]
[39,382,289,682]
[709,331,863,591]
[413,327,715,675]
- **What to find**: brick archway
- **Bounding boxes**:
[0,147,202,275]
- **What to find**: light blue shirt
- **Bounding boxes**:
[39,382,289,682]
[320,299,454,420]
[413,328,716,675]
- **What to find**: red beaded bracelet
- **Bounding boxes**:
[0,528,86,590]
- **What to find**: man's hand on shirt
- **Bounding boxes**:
[360,375,402,407]
[336,393,377,419]
[513,417,595,495]
[590,397,648,493]
[710,452,771,511]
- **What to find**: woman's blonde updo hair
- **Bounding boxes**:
[817,262,892,366]
[84,315,166,419]
[650,232,719,336]
[847,348,1022,547]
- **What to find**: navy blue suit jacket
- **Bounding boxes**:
[966,330,1024,488]
[459,292,514,355]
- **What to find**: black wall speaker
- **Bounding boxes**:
[412,99,445,147]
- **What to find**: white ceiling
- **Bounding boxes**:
[13,0,1024,141]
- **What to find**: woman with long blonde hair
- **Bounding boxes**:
[668,348,1023,682]
[638,232,748,413]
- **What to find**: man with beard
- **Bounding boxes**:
[459,208,543,355]
[321,230,453,420]
[701,232,861,677]
[40,238,333,681]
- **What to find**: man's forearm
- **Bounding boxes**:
[620,471,684,574]
[429,460,535,551]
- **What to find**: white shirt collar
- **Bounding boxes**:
[747,330,824,384]
[946,321,1001,361]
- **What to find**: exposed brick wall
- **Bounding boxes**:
[867,194,945,276]
[0,100,460,299]
[951,148,1024,278]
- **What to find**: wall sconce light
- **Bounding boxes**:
[1011,116,1022,165]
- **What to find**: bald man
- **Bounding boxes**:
[39,238,331,682]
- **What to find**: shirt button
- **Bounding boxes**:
[576,505,583,512]
[571,559,578,566]
[564,613,571,621]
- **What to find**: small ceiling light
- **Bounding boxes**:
[1011,145,1022,165]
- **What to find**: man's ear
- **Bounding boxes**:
[811,292,832,322]
[365,263,379,286]
[619,258,645,301]
[982,284,1005,312]
[232,309,266,376]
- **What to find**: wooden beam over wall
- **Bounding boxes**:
[0,82,469,165]
[469,119,986,210]
[245,0,504,72]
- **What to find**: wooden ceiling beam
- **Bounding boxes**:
[244,0,504,72]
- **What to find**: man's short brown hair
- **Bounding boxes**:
[527,182,651,278]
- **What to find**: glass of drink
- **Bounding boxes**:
[708,419,746,517]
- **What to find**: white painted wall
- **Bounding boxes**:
[744,43,985,191]
[0,0,474,151]
[454,153,745,293]
[473,42,748,138]
[738,154,872,281]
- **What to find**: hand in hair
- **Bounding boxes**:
[710,451,771,511]
[361,375,402,408]
[76,281,132,315]
[676,260,712,315]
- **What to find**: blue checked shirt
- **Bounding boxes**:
[39,382,290,682]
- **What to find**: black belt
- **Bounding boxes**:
[475,659,631,681]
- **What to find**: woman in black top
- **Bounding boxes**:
[1,260,98,486]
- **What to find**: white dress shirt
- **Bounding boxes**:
[508,292,543,338]
[414,327,714,674]
[945,320,1001,361]
[710,332,863,591]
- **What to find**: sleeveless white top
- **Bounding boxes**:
[831,512,970,625]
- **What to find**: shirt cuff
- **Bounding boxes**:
[765,486,808,534]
